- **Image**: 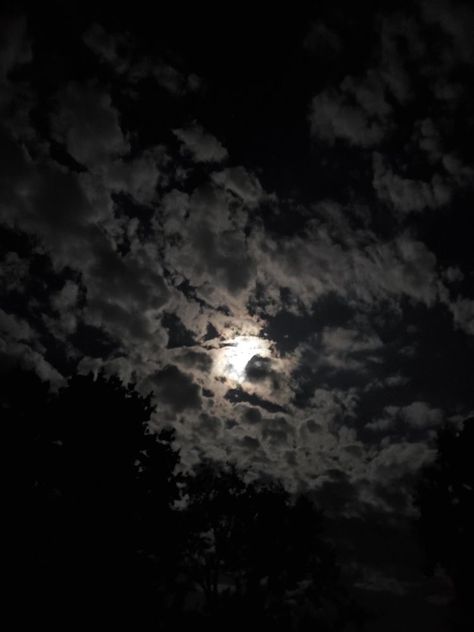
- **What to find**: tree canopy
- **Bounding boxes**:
[415,418,474,627]
[3,367,362,630]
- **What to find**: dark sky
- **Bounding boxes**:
[1,1,473,626]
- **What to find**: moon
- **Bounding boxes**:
[214,335,270,383]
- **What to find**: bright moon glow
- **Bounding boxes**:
[215,335,271,383]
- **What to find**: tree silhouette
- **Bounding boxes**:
[180,459,359,631]
[415,418,474,627]
[4,367,363,630]
[4,368,181,628]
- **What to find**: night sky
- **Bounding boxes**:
[1,1,474,628]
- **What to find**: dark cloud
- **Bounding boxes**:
[241,405,263,425]
[303,22,342,59]
[311,468,358,515]
[198,411,221,437]
[239,435,261,451]
[372,152,451,214]
[244,355,273,382]
[51,82,130,169]
[366,402,443,434]
[211,167,264,204]
[224,389,287,414]
[83,22,201,96]
[0,15,31,81]
[176,349,212,372]
[82,22,130,71]
[148,365,201,413]
[162,313,196,349]
[262,415,294,446]
[309,87,388,147]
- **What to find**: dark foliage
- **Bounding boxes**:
[3,367,362,630]
[415,418,474,628]
[4,368,181,628]
[180,460,361,631]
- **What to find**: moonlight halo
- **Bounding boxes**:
[214,335,271,384]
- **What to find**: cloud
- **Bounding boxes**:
[150,62,201,96]
[175,349,212,373]
[0,122,171,355]
[245,355,274,382]
[372,152,451,213]
[254,225,440,312]
[48,280,81,335]
[307,1,474,235]
[147,365,202,414]
[0,308,33,341]
[355,568,414,596]
[51,82,129,169]
[369,440,435,485]
[401,402,443,428]
[309,89,386,147]
[0,15,31,82]
[367,402,443,433]
[239,435,261,451]
[448,297,474,336]
[0,338,63,385]
[101,148,167,204]
[421,0,474,68]
[173,123,228,163]
[83,245,170,342]
[300,388,359,430]
[262,415,294,446]
[83,23,129,70]
[2,5,474,521]
[240,405,263,425]
[197,411,222,437]
[309,51,398,148]
[0,252,29,294]
[322,328,382,354]
[83,23,201,96]
[211,166,264,204]
[320,327,383,370]
[161,183,255,309]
